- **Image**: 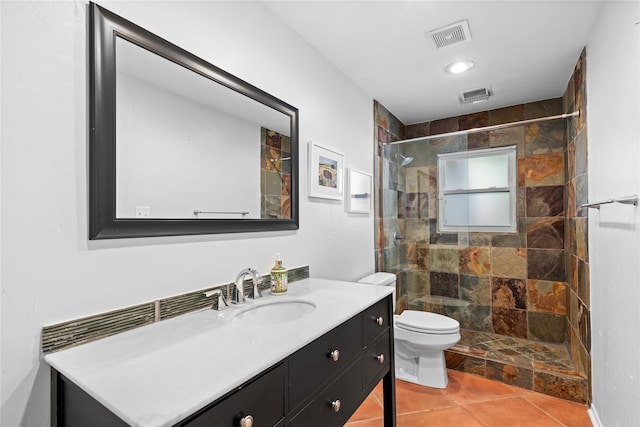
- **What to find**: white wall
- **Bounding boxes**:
[0,1,375,425]
[586,1,640,425]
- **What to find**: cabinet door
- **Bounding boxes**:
[182,364,285,427]
[363,297,390,344]
[363,330,391,389]
[289,358,363,427]
[288,314,362,410]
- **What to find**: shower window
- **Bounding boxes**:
[437,146,517,233]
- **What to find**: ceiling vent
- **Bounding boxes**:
[459,87,492,104]
[428,20,472,49]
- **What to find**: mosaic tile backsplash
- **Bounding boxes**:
[42,265,310,353]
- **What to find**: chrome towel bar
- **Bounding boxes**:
[582,195,638,209]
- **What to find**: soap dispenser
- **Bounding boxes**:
[270,253,288,294]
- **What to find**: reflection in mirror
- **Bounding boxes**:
[89,2,298,238]
[115,37,291,220]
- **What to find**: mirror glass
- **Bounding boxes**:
[89,3,299,239]
[115,37,291,220]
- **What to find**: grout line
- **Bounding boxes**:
[458,405,493,427]
[345,417,384,426]
[520,393,588,427]
[526,405,570,427]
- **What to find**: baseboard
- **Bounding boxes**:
[588,404,603,427]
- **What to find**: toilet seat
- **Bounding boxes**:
[396,311,460,335]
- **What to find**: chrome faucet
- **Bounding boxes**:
[234,268,263,304]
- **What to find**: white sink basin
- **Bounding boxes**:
[231,299,316,326]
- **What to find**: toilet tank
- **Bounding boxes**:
[358,272,396,311]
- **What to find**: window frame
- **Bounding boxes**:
[437,145,517,233]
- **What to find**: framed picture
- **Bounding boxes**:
[347,169,372,213]
[308,142,344,200]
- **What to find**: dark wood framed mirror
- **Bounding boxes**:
[89,2,299,239]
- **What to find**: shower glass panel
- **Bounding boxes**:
[379,134,475,325]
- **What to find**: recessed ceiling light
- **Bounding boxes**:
[445,60,475,74]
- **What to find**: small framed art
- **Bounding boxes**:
[308,142,344,200]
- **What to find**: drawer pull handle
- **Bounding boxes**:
[240,414,254,427]
[376,316,384,326]
[376,353,385,364]
[331,399,341,412]
[330,349,340,362]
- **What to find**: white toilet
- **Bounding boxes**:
[358,272,460,389]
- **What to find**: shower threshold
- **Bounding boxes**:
[445,329,588,404]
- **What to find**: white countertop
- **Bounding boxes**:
[44,278,392,427]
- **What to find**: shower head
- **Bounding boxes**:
[398,153,414,166]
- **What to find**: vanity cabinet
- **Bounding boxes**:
[51,295,396,427]
[363,331,391,389]
[363,297,391,344]
[182,364,286,427]
[288,314,362,410]
[289,358,363,427]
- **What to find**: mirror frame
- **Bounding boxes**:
[89,3,299,239]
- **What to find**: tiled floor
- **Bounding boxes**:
[345,370,592,427]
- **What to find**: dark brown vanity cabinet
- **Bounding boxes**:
[51,295,396,427]
[182,364,286,427]
[289,358,363,427]
[288,314,363,410]
[289,295,393,426]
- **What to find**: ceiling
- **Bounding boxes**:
[263,1,603,125]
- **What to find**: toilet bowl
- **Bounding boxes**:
[358,272,460,389]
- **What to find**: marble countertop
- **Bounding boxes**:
[44,278,392,427]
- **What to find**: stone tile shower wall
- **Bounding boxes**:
[563,49,591,390]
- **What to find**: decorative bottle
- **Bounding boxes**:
[270,253,288,294]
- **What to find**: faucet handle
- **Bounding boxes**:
[249,268,263,299]
[250,268,262,284]
[204,288,228,311]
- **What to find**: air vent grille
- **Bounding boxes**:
[428,20,472,49]
[460,88,492,104]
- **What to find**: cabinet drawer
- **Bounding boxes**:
[363,330,391,389]
[183,364,285,427]
[289,314,362,410]
[289,358,363,427]
[363,296,391,344]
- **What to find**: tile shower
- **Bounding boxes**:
[374,51,590,404]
